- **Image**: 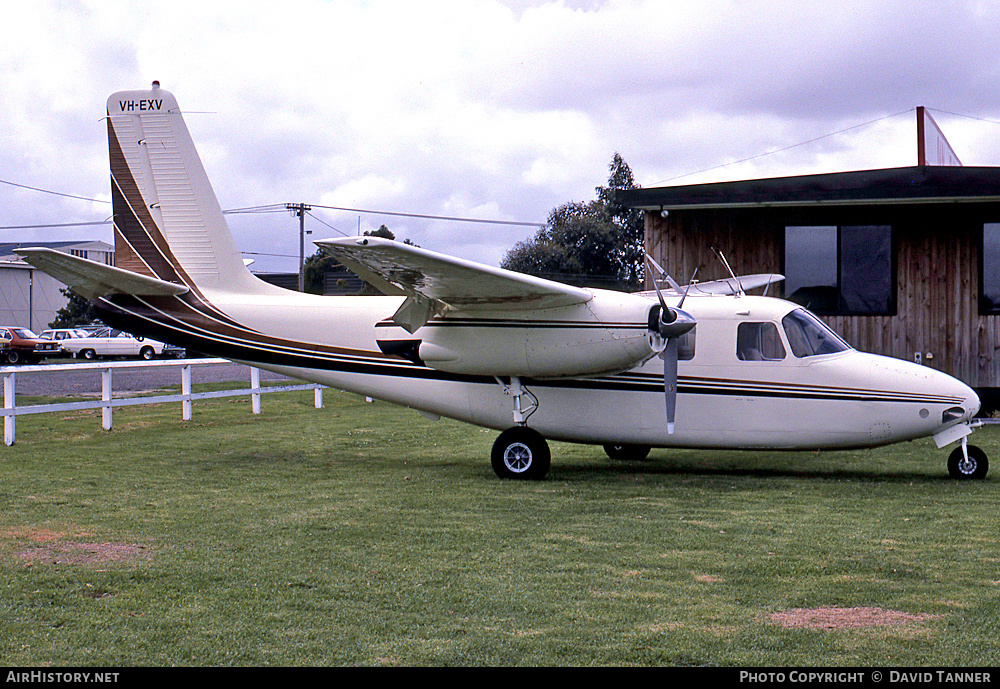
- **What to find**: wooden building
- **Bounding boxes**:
[618,165,1000,406]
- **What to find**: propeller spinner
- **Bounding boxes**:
[646,256,697,434]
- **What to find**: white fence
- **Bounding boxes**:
[1,358,326,446]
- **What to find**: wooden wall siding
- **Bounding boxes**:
[645,210,782,289]
[645,206,1000,388]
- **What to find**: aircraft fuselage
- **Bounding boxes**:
[98,287,979,453]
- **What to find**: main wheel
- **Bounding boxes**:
[491,427,551,480]
[603,443,651,461]
[948,444,988,479]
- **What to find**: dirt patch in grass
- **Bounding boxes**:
[3,527,149,567]
[770,606,941,630]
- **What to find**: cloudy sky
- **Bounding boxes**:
[2,0,999,273]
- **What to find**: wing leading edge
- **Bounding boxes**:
[317,236,594,332]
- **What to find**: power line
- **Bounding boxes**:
[925,107,1000,127]
[0,181,542,231]
[305,210,349,237]
[310,203,546,228]
[655,108,915,185]
[0,220,113,230]
[241,251,299,259]
[222,204,288,214]
[0,178,110,204]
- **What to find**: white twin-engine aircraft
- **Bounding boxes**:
[16,84,987,480]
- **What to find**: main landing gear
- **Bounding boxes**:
[492,377,550,480]
[491,426,551,480]
[603,443,651,461]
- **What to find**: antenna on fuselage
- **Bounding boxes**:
[645,254,681,292]
[711,247,744,297]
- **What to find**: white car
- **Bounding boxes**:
[59,328,180,360]
[39,328,90,342]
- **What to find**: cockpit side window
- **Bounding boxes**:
[781,309,851,357]
[736,322,786,361]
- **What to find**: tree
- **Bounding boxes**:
[302,249,337,294]
[596,152,645,289]
[501,153,643,291]
[365,224,395,240]
[307,225,418,295]
[501,200,623,289]
[49,288,96,328]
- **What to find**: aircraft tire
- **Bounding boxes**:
[491,427,550,480]
[603,443,651,461]
[948,444,988,479]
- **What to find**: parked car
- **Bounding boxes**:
[39,328,91,358]
[39,328,90,342]
[58,328,178,360]
[0,326,60,364]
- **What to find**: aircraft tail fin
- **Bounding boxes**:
[107,82,263,294]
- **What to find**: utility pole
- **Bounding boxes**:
[286,203,312,292]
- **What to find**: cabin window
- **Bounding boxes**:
[784,225,895,316]
[980,223,1000,314]
[736,322,785,361]
[781,309,851,357]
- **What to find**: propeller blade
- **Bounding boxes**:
[662,337,679,434]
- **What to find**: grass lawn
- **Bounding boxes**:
[0,388,998,666]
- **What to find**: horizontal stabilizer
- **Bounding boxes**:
[317,236,593,311]
[15,247,189,300]
[689,273,784,295]
[648,273,784,298]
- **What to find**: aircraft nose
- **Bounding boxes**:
[943,377,980,425]
[963,385,981,421]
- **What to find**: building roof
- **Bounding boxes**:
[0,240,113,262]
[618,165,1000,211]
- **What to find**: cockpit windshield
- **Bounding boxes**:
[781,309,851,358]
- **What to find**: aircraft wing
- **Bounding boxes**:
[14,247,189,300]
[317,236,593,331]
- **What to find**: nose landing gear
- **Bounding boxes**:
[948,440,989,480]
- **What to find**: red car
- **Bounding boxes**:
[0,326,59,365]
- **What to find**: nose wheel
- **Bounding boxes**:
[948,443,988,479]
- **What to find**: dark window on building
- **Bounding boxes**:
[784,225,894,315]
[981,223,1000,314]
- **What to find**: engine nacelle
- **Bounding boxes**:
[416,289,657,378]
